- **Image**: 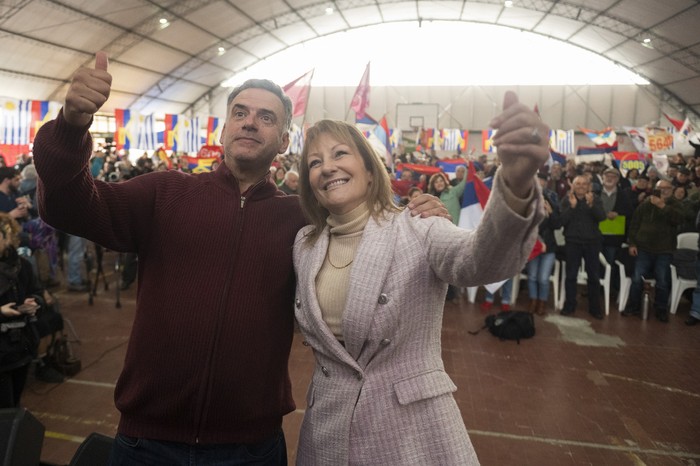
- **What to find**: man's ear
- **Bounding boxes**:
[278,131,290,155]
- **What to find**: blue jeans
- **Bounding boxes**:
[688,259,700,320]
[108,429,287,466]
[625,250,672,313]
[526,252,556,301]
[67,234,86,286]
[485,278,513,305]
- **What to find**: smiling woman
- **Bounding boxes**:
[291,105,547,463]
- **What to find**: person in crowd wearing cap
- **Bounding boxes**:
[525,171,561,315]
[599,167,633,298]
[560,175,606,319]
[622,179,683,322]
[673,166,695,191]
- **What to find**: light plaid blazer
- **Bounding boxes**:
[293,172,543,465]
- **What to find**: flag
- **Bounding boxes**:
[0,99,31,146]
[550,149,567,166]
[164,114,179,151]
[611,151,647,176]
[555,129,574,154]
[579,126,618,148]
[482,129,497,153]
[436,158,466,179]
[29,100,59,143]
[181,117,202,154]
[458,162,492,231]
[206,117,222,146]
[458,162,507,293]
[350,62,370,119]
[283,69,314,118]
[183,155,218,173]
[394,163,441,178]
[440,129,468,152]
[663,113,688,133]
[154,147,171,169]
[288,123,304,154]
[389,128,402,153]
[137,114,158,151]
[114,109,133,150]
[357,113,392,168]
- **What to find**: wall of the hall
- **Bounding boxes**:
[202,83,667,135]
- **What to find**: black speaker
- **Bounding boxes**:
[69,433,113,466]
[0,408,45,466]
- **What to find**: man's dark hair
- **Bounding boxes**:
[226,79,293,131]
[0,167,17,182]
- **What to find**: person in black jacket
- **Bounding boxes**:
[599,167,634,296]
[0,212,41,408]
[560,175,607,319]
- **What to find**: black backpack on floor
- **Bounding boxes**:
[470,310,535,344]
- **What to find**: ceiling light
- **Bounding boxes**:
[504,1,513,7]
[217,46,226,55]
[159,18,170,29]
[325,7,333,15]
[641,38,654,49]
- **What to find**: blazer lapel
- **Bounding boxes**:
[300,228,362,369]
[342,213,397,360]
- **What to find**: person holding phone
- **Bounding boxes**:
[0,212,42,408]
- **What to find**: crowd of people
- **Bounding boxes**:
[386,146,700,325]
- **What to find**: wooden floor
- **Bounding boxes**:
[18,252,700,465]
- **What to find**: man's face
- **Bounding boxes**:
[285,174,299,192]
[10,175,20,192]
[455,166,466,181]
[572,176,590,197]
[602,173,619,189]
[637,178,648,190]
[219,88,289,175]
[401,170,412,181]
[656,181,674,200]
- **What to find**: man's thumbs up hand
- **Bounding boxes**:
[64,51,112,127]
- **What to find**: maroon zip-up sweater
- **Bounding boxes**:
[33,112,307,444]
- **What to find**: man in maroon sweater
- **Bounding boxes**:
[33,53,443,465]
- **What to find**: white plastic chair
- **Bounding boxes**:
[558,252,611,315]
[616,259,632,311]
[669,232,699,314]
[677,232,699,250]
[510,260,560,309]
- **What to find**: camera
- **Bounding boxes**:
[652,189,661,197]
[107,172,121,182]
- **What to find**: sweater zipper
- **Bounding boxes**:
[193,179,263,443]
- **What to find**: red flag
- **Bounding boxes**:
[350,63,370,119]
[283,69,314,118]
[663,113,685,132]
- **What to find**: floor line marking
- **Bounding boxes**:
[45,431,85,444]
[468,429,700,459]
[65,379,117,389]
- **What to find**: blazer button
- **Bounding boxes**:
[295,298,301,308]
[380,338,391,346]
[356,371,363,380]
[378,293,389,305]
[321,366,330,377]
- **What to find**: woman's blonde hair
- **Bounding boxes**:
[0,212,21,251]
[298,119,399,242]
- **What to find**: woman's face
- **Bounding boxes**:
[306,133,373,215]
[433,176,446,193]
[275,169,285,181]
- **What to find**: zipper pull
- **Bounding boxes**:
[240,196,246,208]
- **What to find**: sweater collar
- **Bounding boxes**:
[212,162,279,200]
